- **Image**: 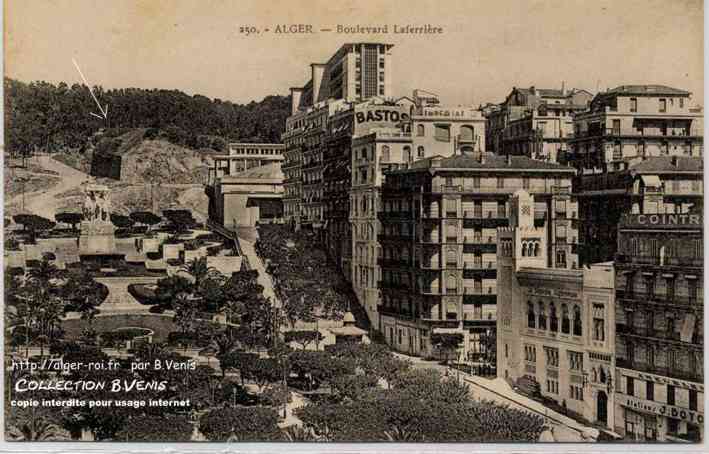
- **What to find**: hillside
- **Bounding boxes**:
[4,78,290,156]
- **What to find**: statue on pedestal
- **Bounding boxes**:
[79,183,117,255]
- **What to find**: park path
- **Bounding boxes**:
[239,238,281,310]
[9,154,91,219]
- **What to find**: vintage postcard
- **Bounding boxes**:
[2,0,704,449]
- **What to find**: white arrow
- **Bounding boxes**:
[72,58,108,120]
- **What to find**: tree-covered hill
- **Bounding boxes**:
[4,78,290,155]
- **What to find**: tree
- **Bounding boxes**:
[284,330,323,350]
[54,212,83,231]
[198,407,281,441]
[129,211,162,232]
[288,351,354,391]
[217,351,257,383]
[163,209,195,233]
[109,212,134,229]
[13,214,55,243]
[242,357,280,394]
[114,416,192,442]
[430,332,464,365]
[154,275,193,310]
[181,256,220,293]
[173,292,199,335]
[6,407,69,441]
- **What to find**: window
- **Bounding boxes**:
[593,318,605,341]
[627,376,635,396]
[523,177,530,189]
[645,276,655,298]
[646,381,654,401]
[496,178,504,189]
[573,305,582,336]
[561,304,570,334]
[417,146,425,158]
[544,346,559,367]
[434,124,451,142]
[527,302,536,328]
[379,59,385,69]
[679,98,684,108]
[460,125,474,142]
[666,277,675,300]
[417,124,425,136]
[688,279,698,302]
[556,250,566,268]
[546,379,559,394]
[550,305,558,331]
[667,385,675,405]
[473,176,480,188]
[659,99,666,113]
[690,390,698,411]
[612,119,621,134]
[403,146,412,162]
[524,344,536,362]
[570,385,583,401]
[537,302,547,329]
[630,98,637,112]
[381,145,390,162]
[568,351,583,371]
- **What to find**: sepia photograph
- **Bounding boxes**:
[1,0,705,449]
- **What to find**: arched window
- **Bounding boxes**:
[460,125,474,142]
[537,302,547,329]
[561,304,570,334]
[447,274,457,292]
[417,124,425,137]
[521,242,527,257]
[417,146,425,158]
[573,305,582,336]
[527,302,536,328]
[550,305,558,332]
[381,145,390,163]
[599,366,606,383]
[361,197,367,215]
[404,146,412,162]
[534,242,540,257]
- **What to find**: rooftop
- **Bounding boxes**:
[630,156,703,174]
[602,85,691,97]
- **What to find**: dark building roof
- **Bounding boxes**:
[629,156,703,174]
[603,85,691,97]
[391,153,575,174]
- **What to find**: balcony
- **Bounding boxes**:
[615,358,702,382]
[570,127,704,141]
[378,281,412,291]
[378,234,413,243]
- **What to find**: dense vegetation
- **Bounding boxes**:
[4,78,290,155]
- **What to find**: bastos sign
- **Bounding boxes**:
[620,213,702,229]
[353,104,410,137]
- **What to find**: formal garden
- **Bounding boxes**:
[4,217,547,442]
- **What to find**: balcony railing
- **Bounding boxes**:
[615,358,702,382]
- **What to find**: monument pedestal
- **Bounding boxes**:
[79,221,117,255]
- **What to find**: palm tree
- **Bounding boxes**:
[173,292,199,336]
[180,257,219,292]
[382,426,423,442]
[282,425,316,442]
[27,258,59,285]
[6,407,70,441]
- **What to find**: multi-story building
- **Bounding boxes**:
[377,152,578,358]
[574,156,703,264]
[290,43,394,111]
[497,190,616,428]
[568,85,703,173]
[485,86,592,158]
[412,105,486,158]
[223,143,284,172]
[613,213,703,442]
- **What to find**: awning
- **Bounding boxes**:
[640,175,661,187]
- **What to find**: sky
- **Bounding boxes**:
[4,0,704,107]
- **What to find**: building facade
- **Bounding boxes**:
[224,143,284,172]
[613,213,703,442]
[568,85,703,173]
[574,156,703,264]
[485,86,592,160]
[497,190,616,428]
[377,153,578,359]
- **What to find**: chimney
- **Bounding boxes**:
[530,86,537,96]
[290,87,303,115]
[311,63,326,104]
[561,81,566,96]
